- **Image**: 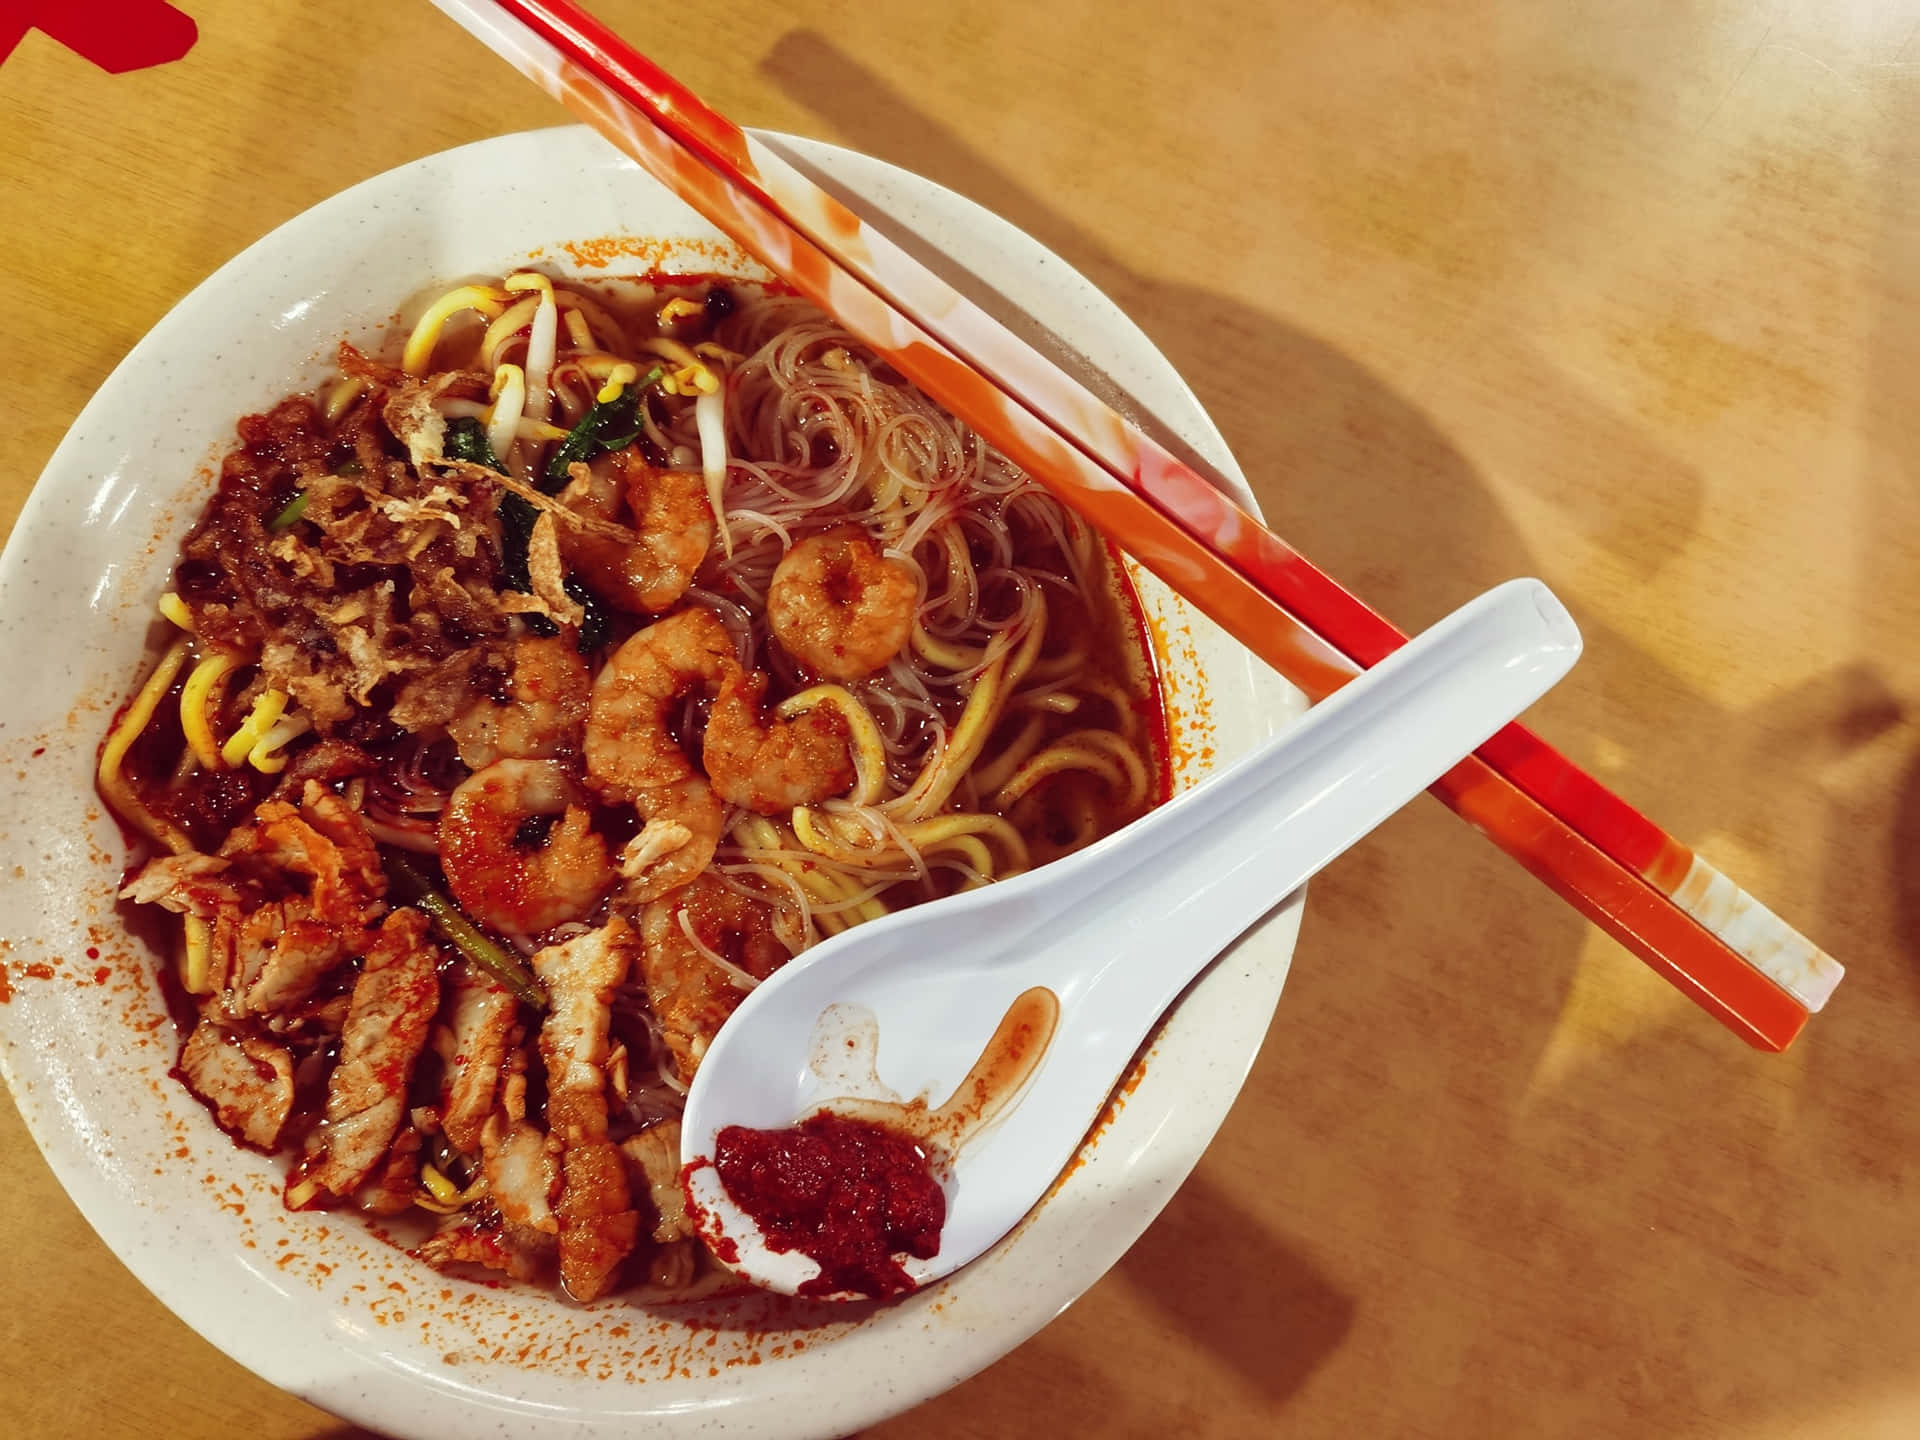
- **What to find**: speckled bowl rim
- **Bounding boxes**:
[0,126,1303,1437]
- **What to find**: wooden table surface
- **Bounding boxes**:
[5,1,1918,1434]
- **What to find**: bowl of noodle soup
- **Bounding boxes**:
[0,126,1302,1435]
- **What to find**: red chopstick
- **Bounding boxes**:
[427,0,1842,1049]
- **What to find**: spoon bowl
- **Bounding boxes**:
[681,578,1582,1297]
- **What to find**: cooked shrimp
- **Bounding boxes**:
[559,451,713,615]
[767,527,916,680]
[446,635,590,771]
[703,667,855,814]
[589,607,853,815]
[638,875,795,1078]
[440,759,614,935]
[618,774,725,905]
[584,608,736,802]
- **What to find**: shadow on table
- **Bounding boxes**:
[1894,746,1920,968]
[764,25,1917,1438]
[1110,1173,1353,1406]
[755,29,1719,629]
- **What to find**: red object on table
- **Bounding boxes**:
[0,0,197,74]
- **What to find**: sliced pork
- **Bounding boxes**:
[287,907,439,1207]
[532,918,640,1301]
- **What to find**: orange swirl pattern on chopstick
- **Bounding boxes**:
[428,0,1837,1048]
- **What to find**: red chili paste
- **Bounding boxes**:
[712,1113,945,1298]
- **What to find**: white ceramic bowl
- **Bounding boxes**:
[0,126,1302,1437]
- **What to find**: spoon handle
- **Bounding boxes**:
[1046,578,1581,1029]
[675,580,1582,1292]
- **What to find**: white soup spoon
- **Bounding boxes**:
[680,577,1581,1297]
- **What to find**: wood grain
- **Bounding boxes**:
[5,1,1918,1435]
